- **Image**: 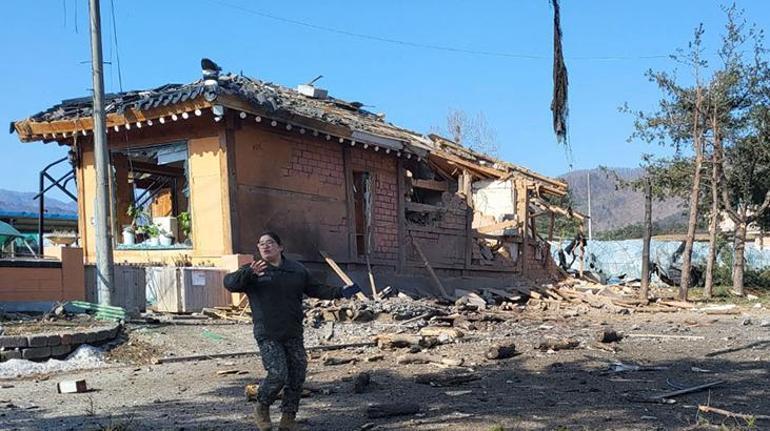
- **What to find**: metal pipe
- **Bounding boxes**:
[90,0,115,305]
[38,171,44,255]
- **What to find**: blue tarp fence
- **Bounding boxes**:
[550,239,770,281]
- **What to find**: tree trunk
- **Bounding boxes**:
[732,219,747,296]
[679,86,705,301]
[704,155,720,299]
[640,178,652,302]
[679,146,704,301]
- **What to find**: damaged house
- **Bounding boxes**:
[11,60,582,300]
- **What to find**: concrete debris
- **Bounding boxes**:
[56,380,87,394]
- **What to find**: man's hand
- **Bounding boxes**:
[250,259,268,276]
[342,282,362,299]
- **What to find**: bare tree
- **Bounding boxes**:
[439,108,500,157]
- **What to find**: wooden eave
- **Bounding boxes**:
[14,97,215,143]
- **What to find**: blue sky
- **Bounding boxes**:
[3,0,770,197]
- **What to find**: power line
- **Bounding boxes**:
[110,0,124,91]
[205,0,669,62]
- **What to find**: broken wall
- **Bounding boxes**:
[472,179,516,222]
[233,125,348,260]
[232,123,399,264]
[407,192,468,269]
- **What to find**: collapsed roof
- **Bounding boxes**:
[11,59,568,197]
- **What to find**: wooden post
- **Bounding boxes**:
[396,158,406,272]
[640,178,652,302]
[520,184,530,275]
[220,113,239,254]
[548,212,555,241]
[578,228,585,278]
[342,147,356,261]
[462,170,473,269]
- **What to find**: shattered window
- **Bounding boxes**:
[112,141,192,249]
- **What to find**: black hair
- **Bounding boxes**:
[258,231,282,246]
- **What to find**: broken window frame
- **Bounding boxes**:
[111,140,192,249]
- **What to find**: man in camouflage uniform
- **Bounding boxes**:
[224,232,361,431]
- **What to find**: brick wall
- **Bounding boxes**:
[282,138,345,187]
[350,147,399,262]
[523,240,561,282]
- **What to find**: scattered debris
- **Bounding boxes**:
[375,333,435,350]
[444,390,473,397]
[537,338,579,352]
[596,328,623,343]
[624,334,705,341]
[698,405,770,421]
[56,380,87,394]
[414,373,480,387]
[485,343,517,360]
[648,380,724,402]
[605,362,669,373]
[366,402,421,419]
[396,354,464,367]
[352,372,371,393]
[322,354,357,366]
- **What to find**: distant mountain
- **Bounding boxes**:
[0,189,77,215]
[559,168,686,233]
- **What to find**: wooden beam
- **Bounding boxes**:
[126,161,185,177]
[434,152,507,178]
[410,236,452,301]
[405,202,444,213]
[319,250,368,300]
[411,179,448,192]
[475,219,518,234]
[472,231,521,240]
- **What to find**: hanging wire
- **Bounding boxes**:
[205,0,670,62]
[110,0,124,92]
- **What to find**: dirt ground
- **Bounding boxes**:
[1,298,769,431]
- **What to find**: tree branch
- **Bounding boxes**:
[747,190,770,223]
[721,180,741,222]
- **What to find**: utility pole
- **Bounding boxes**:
[586,171,592,242]
[89,0,114,305]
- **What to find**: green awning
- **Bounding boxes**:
[0,221,24,247]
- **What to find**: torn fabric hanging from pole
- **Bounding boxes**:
[550,0,569,148]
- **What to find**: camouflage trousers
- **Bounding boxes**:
[255,337,307,413]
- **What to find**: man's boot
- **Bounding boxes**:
[278,412,297,431]
[255,403,272,431]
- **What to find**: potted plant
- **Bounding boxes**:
[177,211,191,241]
[122,225,135,245]
[159,227,174,247]
[125,204,147,245]
[144,224,161,246]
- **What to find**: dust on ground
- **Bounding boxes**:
[1,294,769,431]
